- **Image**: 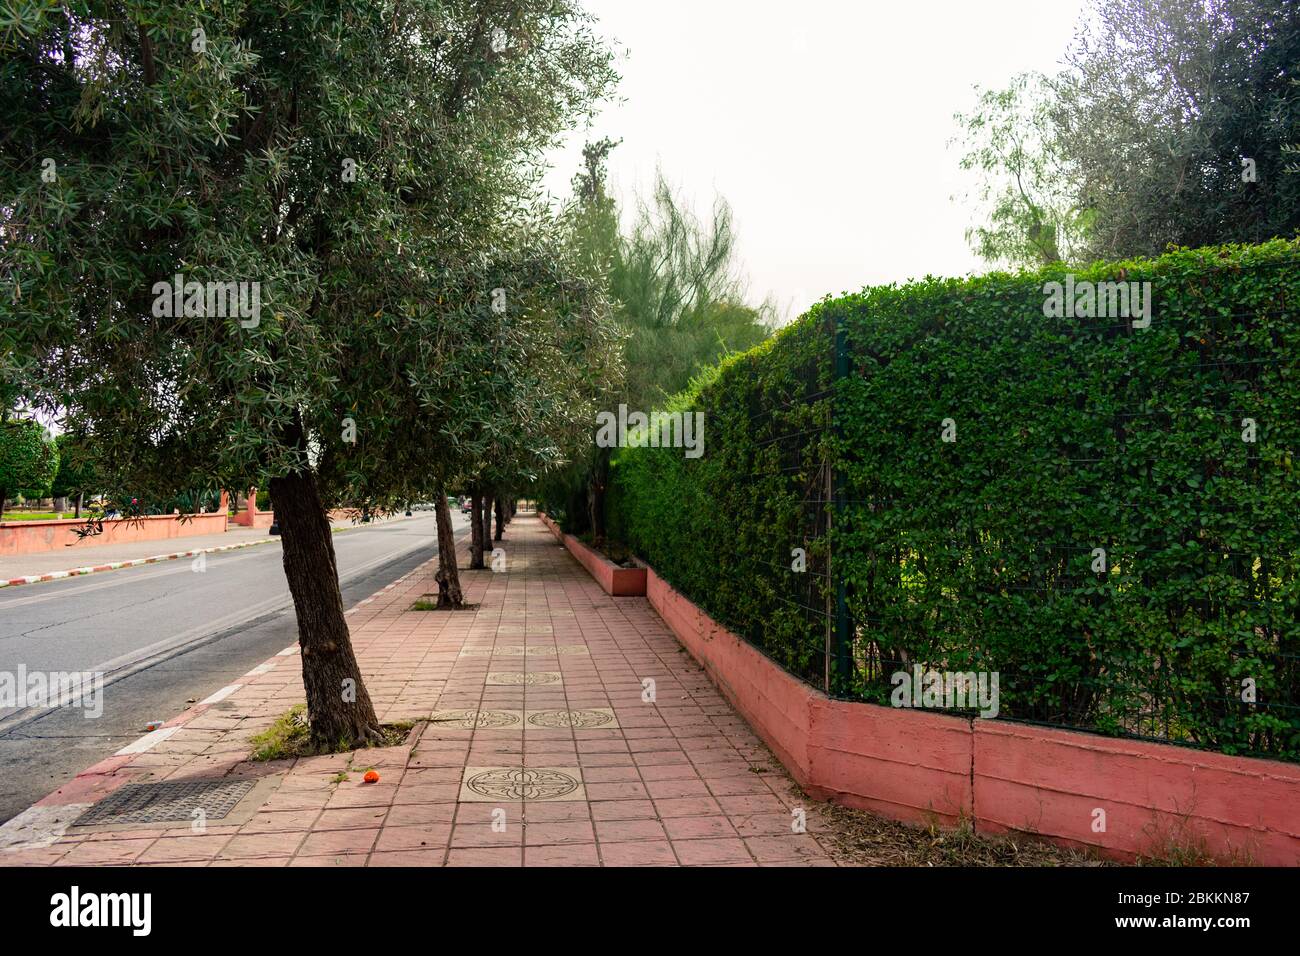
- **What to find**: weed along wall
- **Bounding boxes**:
[605,240,1300,864]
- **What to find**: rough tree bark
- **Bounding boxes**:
[469,486,486,569]
[434,490,465,608]
[75,491,84,518]
[270,467,385,749]
[478,491,492,552]
[494,496,505,541]
[588,446,610,547]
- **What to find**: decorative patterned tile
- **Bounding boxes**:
[429,710,522,729]
[525,708,620,730]
[458,767,587,803]
[486,672,562,686]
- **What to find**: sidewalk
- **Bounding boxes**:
[0,514,842,867]
[0,512,414,587]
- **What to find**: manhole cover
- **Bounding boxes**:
[74,779,256,827]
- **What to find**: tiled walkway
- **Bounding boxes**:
[0,514,839,867]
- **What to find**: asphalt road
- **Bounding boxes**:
[0,512,462,824]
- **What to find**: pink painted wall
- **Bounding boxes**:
[563,533,646,596]
[0,513,229,557]
[537,513,646,596]
[974,720,1300,864]
[538,512,564,542]
[640,564,1300,865]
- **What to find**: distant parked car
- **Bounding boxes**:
[460,498,473,515]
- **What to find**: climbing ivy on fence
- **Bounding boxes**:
[608,240,1300,762]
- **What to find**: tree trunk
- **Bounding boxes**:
[0,488,7,522]
[270,468,384,750]
[478,492,492,553]
[434,489,464,608]
[74,491,83,518]
[494,496,505,541]
[469,487,486,569]
[589,446,610,547]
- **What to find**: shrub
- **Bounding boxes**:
[608,239,1300,761]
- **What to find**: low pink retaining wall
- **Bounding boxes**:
[538,512,564,542]
[564,534,646,596]
[538,513,646,596]
[0,513,229,556]
[643,565,1300,864]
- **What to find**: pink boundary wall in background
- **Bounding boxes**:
[638,563,1299,865]
[0,513,228,557]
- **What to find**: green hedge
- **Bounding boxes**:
[608,240,1300,761]
[607,319,834,683]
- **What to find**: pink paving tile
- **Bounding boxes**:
[445,847,522,867]
[373,824,452,852]
[450,822,523,848]
[653,796,724,817]
[315,807,390,830]
[28,516,844,870]
[590,800,658,821]
[743,835,835,864]
[600,841,679,866]
[297,828,380,856]
[384,802,458,826]
[137,834,232,863]
[671,838,754,866]
[289,854,368,867]
[368,849,446,867]
[594,819,668,843]
[525,843,599,866]
[663,815,740,840]
[522,821,594,846]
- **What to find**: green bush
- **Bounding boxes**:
[609,240,1300,761]
[608,318,835,683]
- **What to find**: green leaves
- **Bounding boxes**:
[2,0,618,510]
[610,239,1300,762]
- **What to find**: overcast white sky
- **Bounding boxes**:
[542,0,1088,322]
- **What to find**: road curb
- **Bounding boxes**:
[0,514,424,590]
[0,519,466,849]
[0,537,279,589]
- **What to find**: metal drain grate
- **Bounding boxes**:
[74,779,256,827]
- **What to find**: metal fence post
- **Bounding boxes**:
[830,310,853,695]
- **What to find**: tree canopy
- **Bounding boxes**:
[0,0,618,747]
[956,0,1300,267]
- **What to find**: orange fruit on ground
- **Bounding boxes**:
[363,770,380,783]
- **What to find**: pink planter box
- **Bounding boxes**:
[536,513,645,596]
[0,513,228,556]
[563,533,646,597]
[637,565,1300,865]
[538,512,565,542]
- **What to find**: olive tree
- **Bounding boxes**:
[1,0,615,748]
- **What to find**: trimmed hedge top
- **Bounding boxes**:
[609,239,1300,761]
